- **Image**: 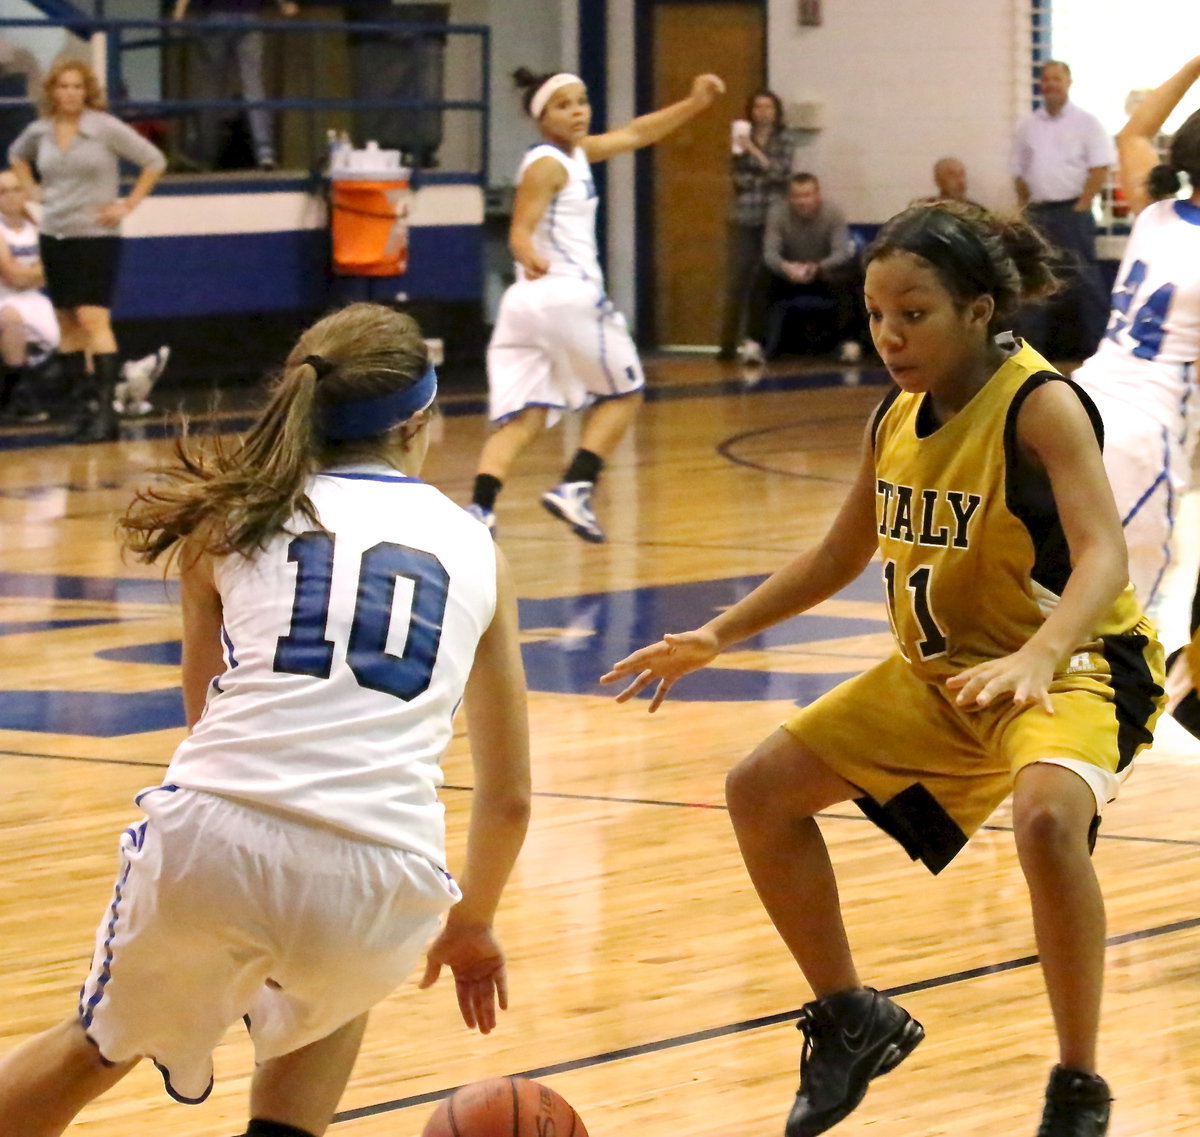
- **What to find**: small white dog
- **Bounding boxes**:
[113,346,170,417]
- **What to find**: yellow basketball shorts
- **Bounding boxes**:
[782,627,1164,874]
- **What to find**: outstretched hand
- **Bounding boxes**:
[600,627,721,712]
[419,921,508,1034]
[690,74,726,108]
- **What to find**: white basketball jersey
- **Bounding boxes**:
[515,143,602,285]
[0,216,40,302]
[166,467,498,862]
[1074,199,1200,432]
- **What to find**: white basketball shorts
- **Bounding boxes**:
[486,275,644,426]
[1093,399,1185,609]
[78,785,460,1104]
[0,291,59,360]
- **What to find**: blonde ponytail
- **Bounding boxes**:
[120,304,429,565]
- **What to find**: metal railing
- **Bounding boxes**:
[0,13,490,179]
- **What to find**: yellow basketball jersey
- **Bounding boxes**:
[871,341,1145,683]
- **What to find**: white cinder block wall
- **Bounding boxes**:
[447,0,565,186]
[605,0,637,333]
[767,0,1032,221]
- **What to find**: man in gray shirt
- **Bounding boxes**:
[743,173,862,364]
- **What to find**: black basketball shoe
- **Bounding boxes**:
[784,987,925,1137]
[1036,1065,1112,1136]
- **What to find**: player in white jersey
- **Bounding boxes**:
[0,304,532,1137]
[1072,55,1200,616]
[466,67,724,543]
[0,167,58,422]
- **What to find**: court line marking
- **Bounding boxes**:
[2,749,1197,852]
[0,749,167,769]
[438,786,1200,850]
[717,420,865,483]
[331,914,1200,1124]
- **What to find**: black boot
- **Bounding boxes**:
[3,363,49,423]
[0,364,18,417]
[74,351,120,443]
[60,351,89,438]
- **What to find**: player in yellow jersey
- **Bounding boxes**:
[1162,567,1200,738]
[604,201,1164,1137]
[1166,621,1200,735]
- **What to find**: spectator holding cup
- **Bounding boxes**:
[722,89,793,363]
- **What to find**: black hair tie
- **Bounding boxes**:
[304,354,335,380]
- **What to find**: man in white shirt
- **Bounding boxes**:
[1012,60,1114,357]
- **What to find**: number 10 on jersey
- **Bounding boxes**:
[273,531,450,699]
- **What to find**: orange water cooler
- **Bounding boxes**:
[330,167,413,276]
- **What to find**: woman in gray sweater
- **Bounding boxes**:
[9,58,165,442]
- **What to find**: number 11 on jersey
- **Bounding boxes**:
[882,559,948,662]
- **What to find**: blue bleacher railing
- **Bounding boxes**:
[11,0,92,25]
[0,14,490,182]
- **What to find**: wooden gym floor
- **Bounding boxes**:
[0,354,1197,1137]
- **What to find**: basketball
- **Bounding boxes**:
[422,1076,588,1137]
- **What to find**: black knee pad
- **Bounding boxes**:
[244,1120,319,1137]
[1172,689,1200,742]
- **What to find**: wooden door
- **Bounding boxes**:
[651,2,765,347]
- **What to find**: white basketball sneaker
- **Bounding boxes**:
[541,481,605,543]
[114,346,171,416]
[464,502,497,536]
[738,338,765,365]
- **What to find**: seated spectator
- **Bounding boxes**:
[0,168,58,422]
[927,156,982,206]
[743,173,861,364]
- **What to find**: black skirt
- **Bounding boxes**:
[39,233,122,309]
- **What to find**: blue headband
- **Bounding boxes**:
[320,365,438,442]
